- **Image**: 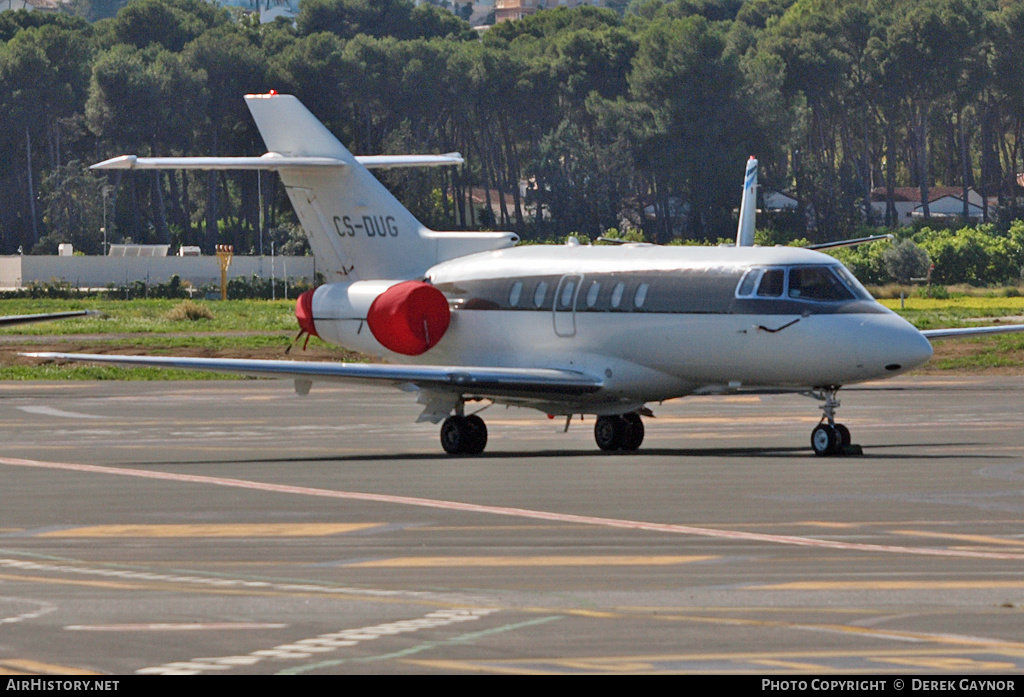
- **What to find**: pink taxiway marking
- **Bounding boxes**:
[2,456,1023,562]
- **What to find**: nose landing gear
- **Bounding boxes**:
[809,387,861,456]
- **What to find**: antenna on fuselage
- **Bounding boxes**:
[736,156,758,247]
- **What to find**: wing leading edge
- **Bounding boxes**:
[0,310,96,327]
[921,324,1024,340]
[22,353,603,398]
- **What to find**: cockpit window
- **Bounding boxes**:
[737,269,759,296]
[756,268,785,297]
[788,266,854,301]
[832,265,874,300]
[736,264,872,302]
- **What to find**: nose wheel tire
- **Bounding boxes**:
[811,423,850,456]
[595,414,645,451]
[441,414,488,455]
[833,423,851,447]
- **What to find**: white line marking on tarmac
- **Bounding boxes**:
[136,608,497,675]
[0,597,57,625]
[17,406,105,420]
[3,456,1024,562]
[0,558,436,600]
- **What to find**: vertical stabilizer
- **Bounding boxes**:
[736,157,758,247]
[246,94,426,281]
[244,94,516,282]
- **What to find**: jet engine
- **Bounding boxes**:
[295,280,450,356]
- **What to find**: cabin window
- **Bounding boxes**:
[533,281,548,308]
[559,280,576,309]
[586,281,600,308]
[508,280,523,307]
[788,266,854,301]
[756,268,785,297]
[610,282,625,309]
[634,282,649,309]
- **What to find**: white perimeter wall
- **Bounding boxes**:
[0,255,315,290]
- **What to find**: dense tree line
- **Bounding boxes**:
[4,0,1024,265]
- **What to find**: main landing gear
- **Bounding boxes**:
[594,413,645,452]
[440,413,487,455]
[439,410,647,455]
[809,387,860,456]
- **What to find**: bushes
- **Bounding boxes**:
[226,274,315,300]
[165,300,214,321]
[827,222,1024,287]
[883,239,931,284]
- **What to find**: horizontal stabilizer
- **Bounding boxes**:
[91,153,464,171]
[806,234,894,250]
[357,153,464,169]
[23,353,603,398]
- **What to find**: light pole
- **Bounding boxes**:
[258,170,264,257]
[101,185,114,255]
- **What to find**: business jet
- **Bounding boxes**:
[25,93,1024,457]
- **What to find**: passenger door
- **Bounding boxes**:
[553,274,582,337]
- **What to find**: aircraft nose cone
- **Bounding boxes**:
[868,319,933,375]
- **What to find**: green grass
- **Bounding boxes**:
[0,297,363,380]
[0,365,243,380]
[0,298,298,335]
[878,296,1024,330]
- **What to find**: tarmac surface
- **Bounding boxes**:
[2,376,1024,675]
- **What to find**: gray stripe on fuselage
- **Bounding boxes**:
[433,270,888,316]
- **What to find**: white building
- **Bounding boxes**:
[871,187,990,226]
[0,253,314,291]
[211,0,299,23]
[0,0,64,11]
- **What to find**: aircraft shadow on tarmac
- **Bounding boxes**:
[139,442,1005,466]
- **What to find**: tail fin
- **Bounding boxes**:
[736,156,757,247]
[92,94,518,282]
[245,94,517,281]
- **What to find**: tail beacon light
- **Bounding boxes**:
[366,281,450,355]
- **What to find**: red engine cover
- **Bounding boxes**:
[295,289,319,338]
[366,281,450,355]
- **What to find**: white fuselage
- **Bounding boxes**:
[310,243,934,414]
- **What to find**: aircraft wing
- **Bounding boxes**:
[921,324,1024,340]
[0,310,95,327]
[22,353,603,398]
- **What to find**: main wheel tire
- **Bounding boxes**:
[441,416,469,455]
[811,424,840,456]
[621,413,645,451]
[594,415,625,451]
[464,414,488,454]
